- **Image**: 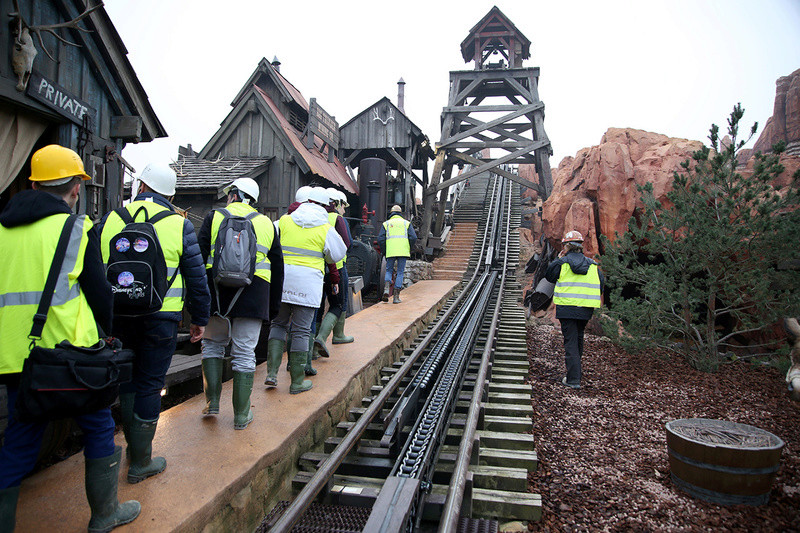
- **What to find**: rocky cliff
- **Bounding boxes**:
[538,128,703,257]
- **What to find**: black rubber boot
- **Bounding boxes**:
[313,312,338,358]
[264,338,284,388]
[232,371,254,430]
[86,446,141,532]
[127,414,166,484]
[289,351,313,394]
[0,486,20,533]
[201,358,223,415]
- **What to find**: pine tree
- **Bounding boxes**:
[602,105,800,371]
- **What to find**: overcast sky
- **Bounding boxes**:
[105,0,800,184]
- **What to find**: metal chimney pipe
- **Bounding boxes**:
[272,56,281,72]
[397,77,405,113]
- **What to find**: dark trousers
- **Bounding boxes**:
[0,385,115,488]
[113,316,178,420]
[560,318,587,385]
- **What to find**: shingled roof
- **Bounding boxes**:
[170,154,272,192]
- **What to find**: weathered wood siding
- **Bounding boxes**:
[340,101,414,151]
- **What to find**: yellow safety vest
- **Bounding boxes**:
[278,215,330,273]
[328,212,347,269]
[100,200,186,312]
[206,203,274,283]
[0,213,99,374]
[383,216,411,258]
[553,263,602,308]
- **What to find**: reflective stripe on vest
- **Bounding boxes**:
[0,214,99,374]
[100,200,186,312]
[553,262,601,308]
[383,216,410,257]
[206,203,274,283]
[278,215,329,273]
[328,212,346,269]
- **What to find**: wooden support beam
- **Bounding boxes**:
[449,151,540,194]
[440,103,543,148]
[386,147,423,187]
[343,148,362,169]
[436,142,547,191]
[443,104,540,113]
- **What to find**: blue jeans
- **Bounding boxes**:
[0,385,115,488]
[385,257,407,289]
[113,316,178,420]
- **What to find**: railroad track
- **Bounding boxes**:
[260,172,539,532]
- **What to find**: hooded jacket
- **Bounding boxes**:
[277,202,346,308]
[0,190,112,383]
[98,191,210,325]
[545,251,605,320]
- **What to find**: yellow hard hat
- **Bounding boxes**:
[29,145,91,182]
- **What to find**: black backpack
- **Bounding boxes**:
[210,208,259,316]
[106,205,179,316]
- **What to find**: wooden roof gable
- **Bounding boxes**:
[460,6,531,65]
[229,58,307,110]
[65,0,166,141]
[340,96,424,139]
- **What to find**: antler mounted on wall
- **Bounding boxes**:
[8,0,104,91]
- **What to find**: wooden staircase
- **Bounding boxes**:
[432,223,477,280]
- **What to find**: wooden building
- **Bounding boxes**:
[339,95,433,222]
[172,58,357,222]
[0,0,165,217]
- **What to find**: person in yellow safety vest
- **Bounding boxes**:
[265,187,346,394]
[309,188,353,362]
[378,205,418,304]
[0,145,141,532]
[197,177,283,429]
[98,163,210,484]
[544,230,605,389]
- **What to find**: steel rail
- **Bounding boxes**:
[269,172,507,532]
[438,178,514,532]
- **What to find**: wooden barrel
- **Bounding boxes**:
[666,418,784,505]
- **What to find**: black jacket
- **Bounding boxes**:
[545,251,605,321]
[98,192,210,325]
[198,208,284,320]
[0,190,112,386]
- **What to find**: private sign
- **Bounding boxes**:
[27,72,96,129]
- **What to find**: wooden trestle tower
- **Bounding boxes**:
[421,6,554,247]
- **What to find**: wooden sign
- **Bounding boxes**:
[308,97,339,150]
[27,71,96,128]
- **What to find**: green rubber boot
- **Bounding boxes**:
[127,414,166,484]
[232,371,254,430]
[86,446,141,532]
[0,486,20,533]
[289,351,313,394]
[118,392,135,458]
[310,322,321,360]
[313,312,339,358]
[201,358,224,415]
[305,334,317,376]
[264,338,285,389]
[332,312,354,344]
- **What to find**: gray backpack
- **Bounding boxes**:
[211,208,258,315]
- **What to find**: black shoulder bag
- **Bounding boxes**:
[15,215,134,423]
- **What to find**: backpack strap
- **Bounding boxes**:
[29,215,79,343]
[115,207,133,224]
[147,210,179,225]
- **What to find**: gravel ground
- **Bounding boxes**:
[526,323,800,532]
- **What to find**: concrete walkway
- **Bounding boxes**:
[13,280,458,533]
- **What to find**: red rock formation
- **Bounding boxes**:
[539,128,703,257]
[753,67,800,154]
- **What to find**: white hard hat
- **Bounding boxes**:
[224,177,259,202]
[390,204,402,213]
[326,188,340,204]
[139,163,177,196]
[339,191,349,206]
[307,187,330,205]
[295,186,313,203]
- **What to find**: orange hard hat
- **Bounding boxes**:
[562,230,583,243]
